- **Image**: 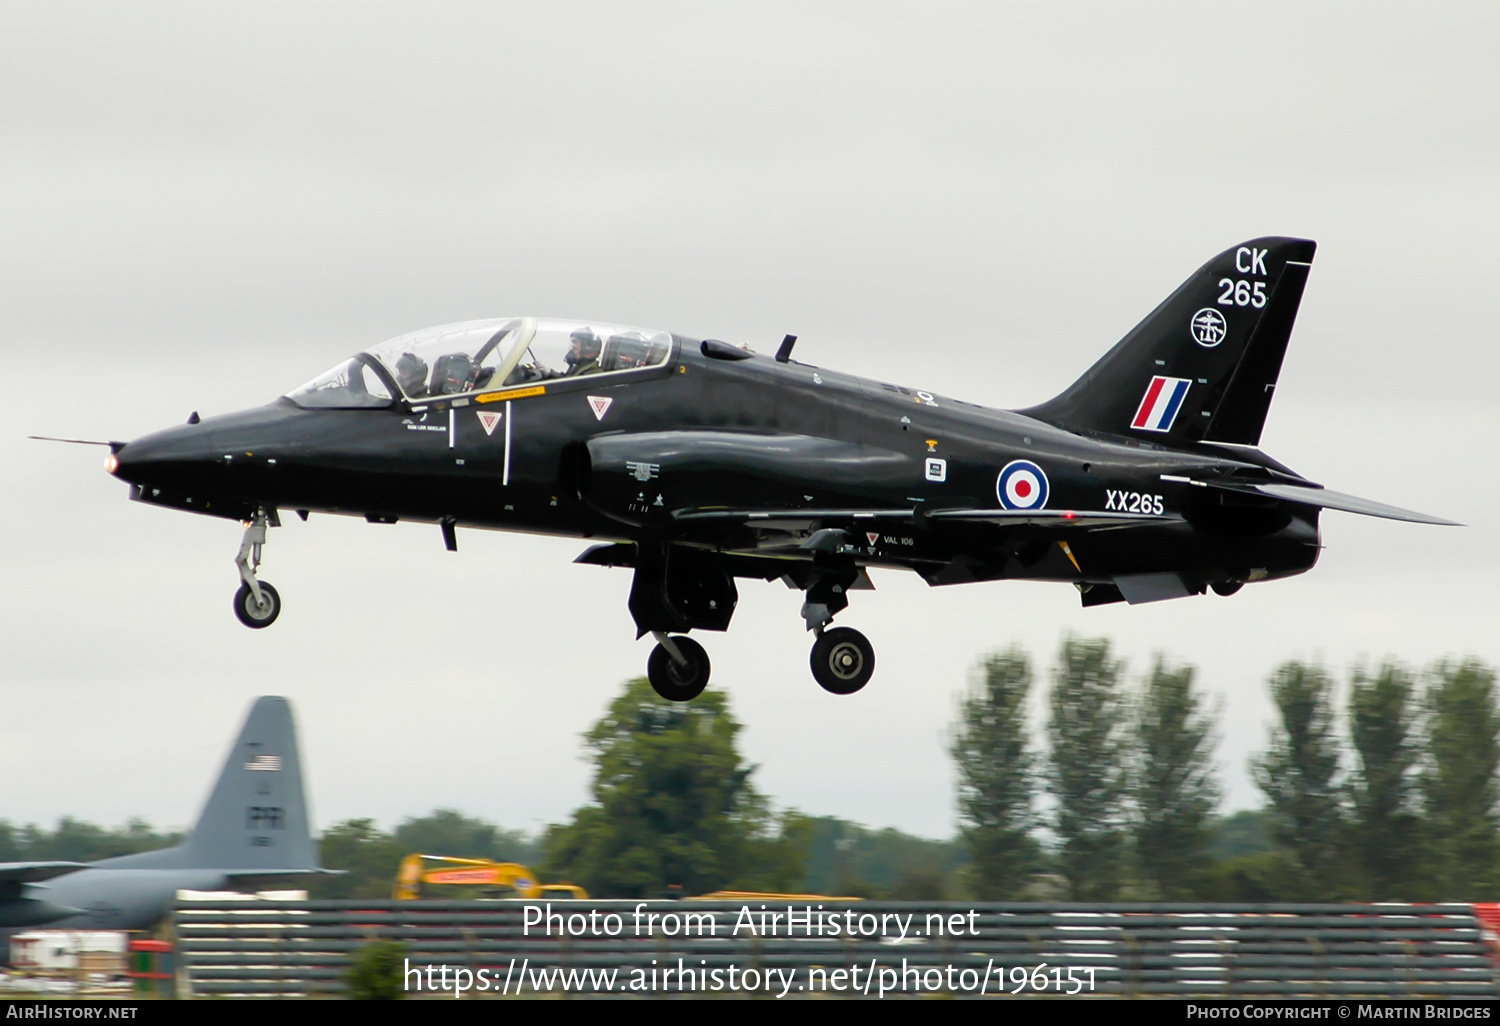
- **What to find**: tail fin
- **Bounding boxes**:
[177,696,319,872]
[1019,237,1316,447]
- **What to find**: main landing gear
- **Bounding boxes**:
[629,541,877,702]
[647,632,711,702]
[801,558,875,695]
[810,626,875,695]
[232,509,281,629]
[642,606,876,704]
[644,625,875,702]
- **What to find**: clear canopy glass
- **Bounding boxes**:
[283,356,394,409]
[285,318,674,408]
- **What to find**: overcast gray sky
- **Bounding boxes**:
[3,2,1497,842]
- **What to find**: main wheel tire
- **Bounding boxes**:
[646,636,711,702]
[233,581,281,629]
[1211,579,1244,597]
[811,627,875,695]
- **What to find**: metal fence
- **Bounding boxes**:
[173,900,1498,998]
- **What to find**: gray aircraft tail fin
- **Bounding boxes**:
[177,696,320,872]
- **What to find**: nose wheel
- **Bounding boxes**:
[232,509,281,629]
[647,633,711,702]
[233,581,281,628]
[811,627,875,695]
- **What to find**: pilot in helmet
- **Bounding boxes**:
[433,353,478,395]
[563,327,603,377]
[394,352,429,398]
[608,331,652,369]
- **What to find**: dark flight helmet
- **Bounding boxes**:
[431,353,478,395]
[566,327,603,367]
[607,331,652,369]
[394,352,429,397]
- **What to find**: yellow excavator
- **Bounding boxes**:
[393,854,588,901]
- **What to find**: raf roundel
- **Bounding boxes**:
[996,460,1050,511]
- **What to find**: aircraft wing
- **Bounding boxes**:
[0,862,89,885]
[673,508,913,526]
[673,507,1181,530]
[926,509,1184,530]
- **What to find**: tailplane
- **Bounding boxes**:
[1020,237,1316,447]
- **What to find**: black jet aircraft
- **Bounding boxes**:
[67,237,1456,701]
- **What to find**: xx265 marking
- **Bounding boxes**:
[1105,490,1164,515]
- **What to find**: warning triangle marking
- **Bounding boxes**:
[866,532,880,546]
[476,410,501,436]
[587,395,613,421]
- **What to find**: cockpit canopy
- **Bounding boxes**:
[285,318,675,409]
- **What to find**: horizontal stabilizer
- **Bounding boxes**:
[0,862,89,885]
[222,868,346,890]
[1251,483,1461,526]
[1176,475,1461,526]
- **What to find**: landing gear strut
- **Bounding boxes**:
[232,509,281,629]
[646,632,710,702]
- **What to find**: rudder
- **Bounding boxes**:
[1019,237,1316,447]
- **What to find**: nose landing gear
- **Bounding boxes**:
[232,509,281,629]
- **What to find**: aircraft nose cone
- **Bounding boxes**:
[108,404,313,519]
[111,421,217,487]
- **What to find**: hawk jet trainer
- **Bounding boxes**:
[72,237,1457,701]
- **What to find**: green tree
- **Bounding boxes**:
[1347,662,1422,899]
[541,679,809,897]
[1046,636,1129,901]
[799,817,968,898]
[1132,656,1222,900]
[1421,658,1500,900]
[0,818,183,863]
[392,809,538,865]
[345,941,407,1000]
[949,646,1040,898]
[1251,662,1347,899]
[1206,810,1274,860]
[312,819,405,899]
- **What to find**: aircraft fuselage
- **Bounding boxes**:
[112,339,1320,595]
